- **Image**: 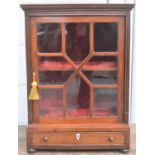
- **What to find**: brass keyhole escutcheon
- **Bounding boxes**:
[75,133,80,141]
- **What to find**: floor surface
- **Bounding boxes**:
[18,124,136,155]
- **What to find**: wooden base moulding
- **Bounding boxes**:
[27,123,130,151]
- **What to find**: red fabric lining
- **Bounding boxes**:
[39,61,116,70]
[40,100,113,117]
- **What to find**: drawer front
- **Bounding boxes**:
[31,132,126,146]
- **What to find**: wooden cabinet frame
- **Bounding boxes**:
[21,4,134,152]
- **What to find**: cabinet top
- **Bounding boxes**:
[20,4,134,14]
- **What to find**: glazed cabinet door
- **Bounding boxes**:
[30,16,125,123]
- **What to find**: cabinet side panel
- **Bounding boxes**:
[124,13,130,123]
[25,14,33,124]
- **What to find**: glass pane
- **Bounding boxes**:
[82,71,117,85]
[83,56,117,71]
[37,23,61,53]
[39,89,63,117]
[67,76,90,117]
[65,23,89,65]
[39,71,73,85]
[94,23,118,52]
[94,88,117,116]
[38,57,73,70]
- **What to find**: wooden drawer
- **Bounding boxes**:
[31,131,126,146]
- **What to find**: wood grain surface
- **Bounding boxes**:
[18,124,135,155]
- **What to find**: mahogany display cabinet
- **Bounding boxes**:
[20,4,134,153]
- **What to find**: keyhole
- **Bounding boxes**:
[76,133,80,140]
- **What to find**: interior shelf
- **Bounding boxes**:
[39,61,74,71]
[82,61,116,70]
[39,61,116,71]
